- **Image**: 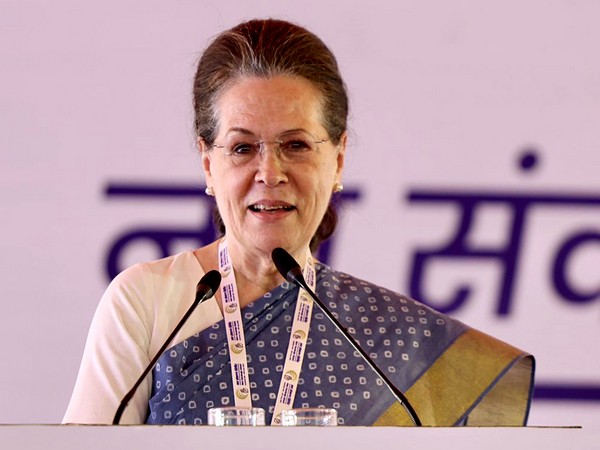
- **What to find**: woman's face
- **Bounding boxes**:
[201,75,345,259]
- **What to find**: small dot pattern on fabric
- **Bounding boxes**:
[147,264,466,425]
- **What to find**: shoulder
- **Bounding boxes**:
[314,263,467,330]
[93,250,214,352]
[108,250,203,297]
[100,250,204,324]
[113,250,202,284]
[316,263,420,306]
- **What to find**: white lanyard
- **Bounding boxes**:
[217,239,316,424]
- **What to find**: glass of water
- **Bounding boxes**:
[280,408,338,426]
[207,406,266,426]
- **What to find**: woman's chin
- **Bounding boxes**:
[244,233,308,256]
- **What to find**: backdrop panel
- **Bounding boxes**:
[1,0,598,426]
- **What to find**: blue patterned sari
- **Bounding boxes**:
[146,264,534,426]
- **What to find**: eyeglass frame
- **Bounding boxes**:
[203,133,330,163]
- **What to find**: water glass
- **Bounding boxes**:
[280,408,338,426]
[207,406,266,426]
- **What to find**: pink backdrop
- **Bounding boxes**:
[1,0,598,426]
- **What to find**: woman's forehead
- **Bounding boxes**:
[214,75,326,135]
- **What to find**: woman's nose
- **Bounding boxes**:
[254,145,288,187]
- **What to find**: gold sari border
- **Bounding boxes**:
[374,328,535,427]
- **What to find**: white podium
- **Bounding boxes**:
[0,425,596,450]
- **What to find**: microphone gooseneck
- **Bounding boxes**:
[112,269,222,425]
[272,247,305,284]
[271,247,422,427]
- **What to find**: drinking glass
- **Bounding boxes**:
[207,406,266,426]
[280,408,338,426]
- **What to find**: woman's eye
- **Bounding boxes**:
[282,140,311,152]
[231,143,255,155]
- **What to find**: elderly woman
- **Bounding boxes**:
[64,18,534,426]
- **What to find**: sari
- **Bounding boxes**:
[146,263,534,426]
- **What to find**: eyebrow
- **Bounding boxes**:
[224,127,254,137]
[223,127,310,138]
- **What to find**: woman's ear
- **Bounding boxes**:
[335,132,347,183]
[198,137,213,185]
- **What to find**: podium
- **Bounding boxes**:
[0,425,595,450]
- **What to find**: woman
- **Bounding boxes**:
[64,18,534,426]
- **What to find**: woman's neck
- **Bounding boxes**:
[195,238,311,309]
[230,246,283,306]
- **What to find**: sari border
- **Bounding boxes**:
[373,328,534,426]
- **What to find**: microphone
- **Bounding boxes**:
[271,248,422,426]
[112,269,222,425]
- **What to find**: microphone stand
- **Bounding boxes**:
[113,270,221,424]
[272,248,422,426]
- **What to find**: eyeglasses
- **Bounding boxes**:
[210,131,329,166]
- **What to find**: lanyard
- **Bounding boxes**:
[217,239,316,424]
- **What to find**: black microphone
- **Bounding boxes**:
[112,269,222,425]
[271,248,422,426]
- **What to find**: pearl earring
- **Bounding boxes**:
[205,186,214,196]
[333,182,344,193]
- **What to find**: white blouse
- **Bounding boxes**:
[63,251,222,424]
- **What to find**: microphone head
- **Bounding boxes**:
[196,269,222,297]
[271,247,305,285]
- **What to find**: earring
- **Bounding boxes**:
[205,186,214,196]
[333,182,344,193]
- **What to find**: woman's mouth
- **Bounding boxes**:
[248,203,295,213]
